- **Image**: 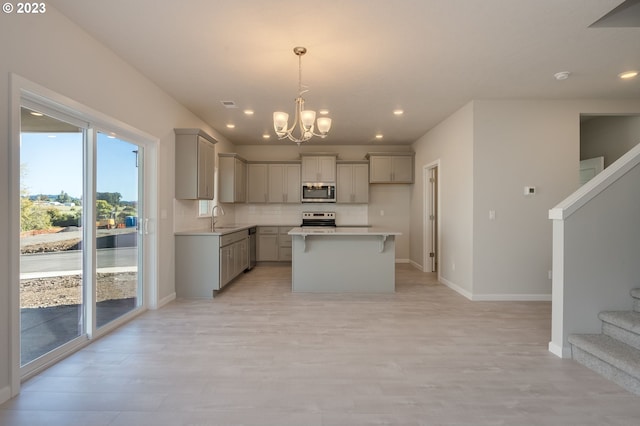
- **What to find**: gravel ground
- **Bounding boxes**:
[20,272,138,308]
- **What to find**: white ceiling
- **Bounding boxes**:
[48,0,640,146]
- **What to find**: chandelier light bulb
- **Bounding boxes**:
[272,47,332,144]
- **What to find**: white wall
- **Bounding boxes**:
[411,102,475,294]
[581,116,640,167]
[0,6,230,400]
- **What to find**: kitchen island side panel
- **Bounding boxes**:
[291,235,395,293]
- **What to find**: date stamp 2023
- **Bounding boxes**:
[3,2,46,14]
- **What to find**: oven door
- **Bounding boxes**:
[301,184,336,202]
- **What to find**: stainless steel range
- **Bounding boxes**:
[301,211,336,227]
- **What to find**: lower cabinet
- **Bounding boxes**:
[175,230,249,298]
[257,226,295,262]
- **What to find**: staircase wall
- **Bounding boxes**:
[549,143,640,358]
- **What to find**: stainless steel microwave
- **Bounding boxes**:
[301,184,336,203]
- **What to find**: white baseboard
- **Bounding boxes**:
[549,341,571,359]
[408,259,423,270]
[157,292,176,309]
[0,385,10,406]
[439,277,473,300]
[471,293,552,301]
[395,258,410,264]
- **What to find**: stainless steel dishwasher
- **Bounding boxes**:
[247,226,257,270]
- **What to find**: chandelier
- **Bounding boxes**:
[273,47,332,145]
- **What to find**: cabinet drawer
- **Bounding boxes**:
[221,230,248,246]
[258,226,278,235]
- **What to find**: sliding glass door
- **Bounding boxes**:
[19,106,147,370]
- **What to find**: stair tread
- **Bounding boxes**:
[569,334,640,378]
[631,288,640,300]
[599,311,640,334]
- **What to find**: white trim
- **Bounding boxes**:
[549,140,640,220]
[157,292,177,309]
[409,259,423,270]
[548,341,571,359]
[423,160,441,274]
[0,386,10,406]
[439,276,473,300]
[395,258,410,264]
[471,293,552,301]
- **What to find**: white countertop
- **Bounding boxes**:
[288,227,401,236]
[175,224,256,236]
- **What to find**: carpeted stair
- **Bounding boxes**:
[568,289,640,395]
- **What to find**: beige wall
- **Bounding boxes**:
[411,99,640,300]
[410,102,475,294]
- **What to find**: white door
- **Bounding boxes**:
[424,163,439,272]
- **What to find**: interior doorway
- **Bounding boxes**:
[423,162,439,273]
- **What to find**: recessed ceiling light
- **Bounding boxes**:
[262,134,271,139]
[107,134,116,139]
[226,124,235,129]
[244,109,254,115]
[29,111,44,117]
[393,109,404,116]
[375,134,383,139]
[554,71,571,80]
[319,109,330,115]
[618,70,638,80]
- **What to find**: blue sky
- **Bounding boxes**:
[21,132,140,202]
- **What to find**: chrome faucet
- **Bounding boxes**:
[211,204,225,231]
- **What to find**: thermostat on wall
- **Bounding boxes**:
[524,186,536,195]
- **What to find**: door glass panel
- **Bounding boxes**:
[19,107,84,365]
[95,132,142,328]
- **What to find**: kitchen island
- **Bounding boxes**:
[288,227,401,293]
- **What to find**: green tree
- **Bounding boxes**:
[21,198,51,231]
[56,191,72,204]
[97,192,122,207]
[96,199,113,217]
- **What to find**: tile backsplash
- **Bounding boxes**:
[235,203,368,226]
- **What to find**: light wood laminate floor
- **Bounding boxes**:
[1,264,639,425]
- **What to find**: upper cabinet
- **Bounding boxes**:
[247,163,269,203]
[301,154,337,183]
[247,162,301,204]
[219,153,247,203]
[175,128,217,199]
[337,162,369,203]
[268,163,301,203]
[366,152,415,184]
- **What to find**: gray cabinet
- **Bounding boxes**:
[174,128,217,199]
[220,231,249,287]
[248,163,299,204]
[219,153,247,203]
[268,164,300,203]
[247,163,269,203]
[367,152,415,183]
[337,162,369,203]
[257,226,295,261]
[301,154,336,182]
[175,230,248,297]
